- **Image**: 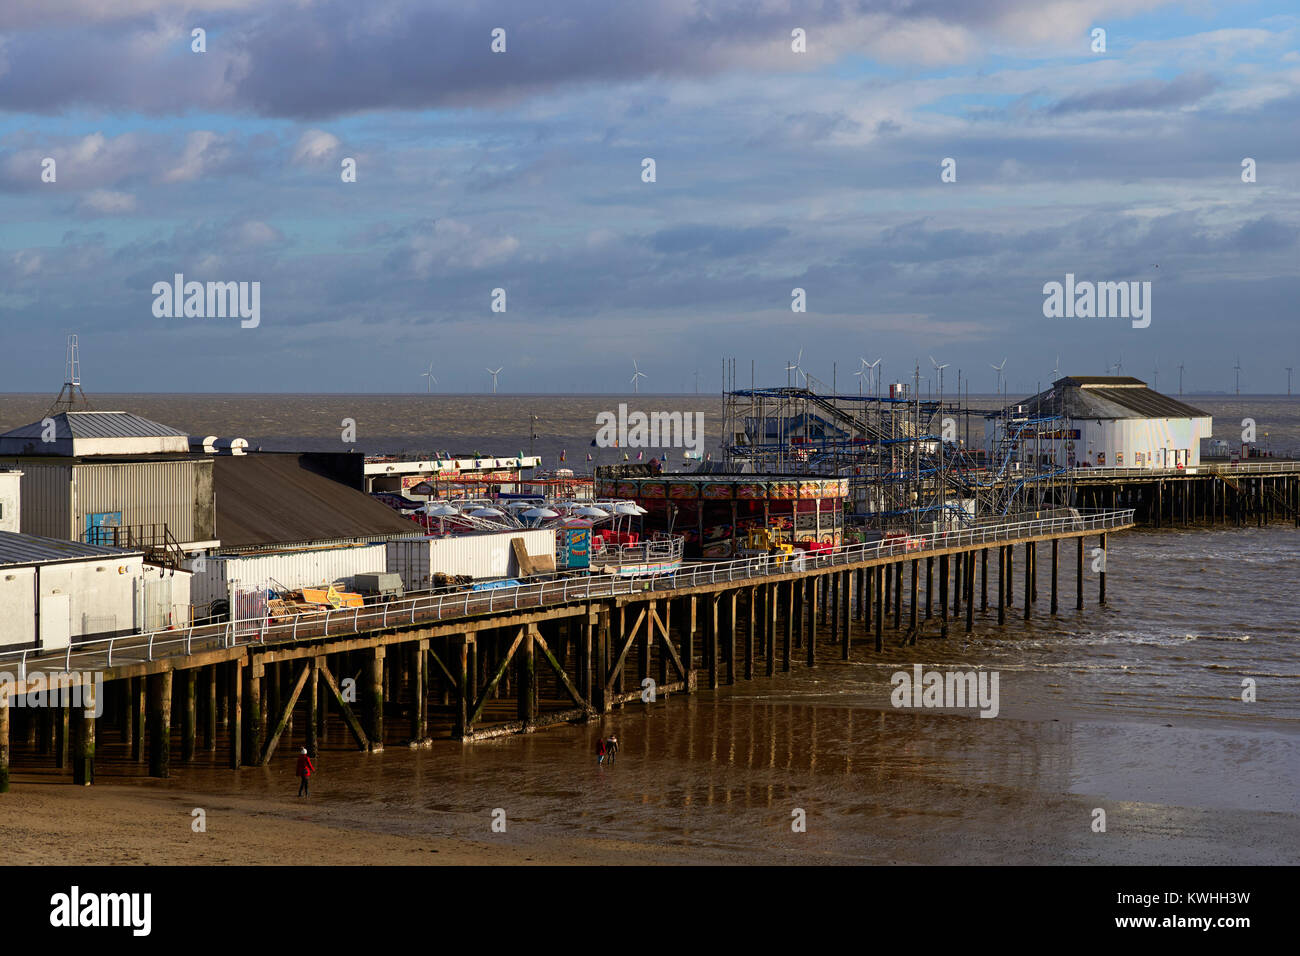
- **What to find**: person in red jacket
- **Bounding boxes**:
[296,747,315,796]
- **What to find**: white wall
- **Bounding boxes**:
[0,472,21,533]
[0,566,36,648]
[989,416,1213,469]
[186,543,387,605]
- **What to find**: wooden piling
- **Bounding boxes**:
[939,554,949,638]
[980,548,988,611]
[148,671,172,778]
[180,669,196,763]
[782,581,793,672]
[71,706,94,786]
[1099,533,1107,605]
[245,662,263,767]
[367,646,385,750]
[1076,537,1084,610]
[0,696,9,793]
[1050,539,1059,615]
[204,666,217,751]
[805,577,816,667]
[228,660,242,770]
[998,546,1006,625]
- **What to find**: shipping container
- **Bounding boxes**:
[186,542,388,606]
[385,529,556,591]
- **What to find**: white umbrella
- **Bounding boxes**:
[522,507,559,519]
[470,507,505,518]
[575,506,609,519]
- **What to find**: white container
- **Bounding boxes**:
[187,542,388,604]
[386,529,556,591]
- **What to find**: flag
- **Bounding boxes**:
[560,449,566,462]
[518,449,524,459]
[623,453,629,461]
[586,453,593,462]
[636,450,643,461]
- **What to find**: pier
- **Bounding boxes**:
[1071,460,1300,528]
[0,509,1134,791]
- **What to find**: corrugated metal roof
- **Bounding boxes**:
[0,530,139,566]
[212,453,421,548]
[0,411,188,441]
[990,377,1210,421]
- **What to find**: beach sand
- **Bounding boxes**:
[4,697,1296,866]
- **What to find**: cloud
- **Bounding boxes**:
[161,130,232,182]
[1049,71,1220,113]
[292,129,341,164]
[77,189,136,215]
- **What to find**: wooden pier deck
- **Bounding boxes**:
[0,509,1136,790]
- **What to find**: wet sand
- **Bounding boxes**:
[4,695,1296,866]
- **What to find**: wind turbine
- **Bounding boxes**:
[1178,362,1185,396]
[854,357,870,395]
[631,360,647,394]
[929,355,950,396]
[786,348,807,387]
[864,357,883,399]
[1152,356,1159,392]
[486,367,503,394]
[1287,367,1294,397]
[1113,353,1124,376]
[1052,354,1060,381]
[1233,356,1241,395]
[990,358,1007,395]
[421,360,437,393]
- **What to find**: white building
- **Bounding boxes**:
[0,469,20,533]
[0,531,191,650]
[985,376,1213,470]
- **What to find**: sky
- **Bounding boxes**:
[0,0,1297,396]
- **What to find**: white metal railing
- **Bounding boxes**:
[1073,461,1300,479]
[0,509,1135,676]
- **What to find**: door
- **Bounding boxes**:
[39,592,71,650]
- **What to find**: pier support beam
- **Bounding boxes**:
[228,661,242,769]
[366,647,385,750]
[1051,539,1059,615]
[132,676,145,762]
[939,555,949,638]
[965,552,974,633]
[894,562,903,630]
[71,706,95,786]
[411,640,427,743]
[1076,537,1084,610]
[55,706,68,769]
[782,581,793,672]
[981,548,988,611]
[1023,543,1032,621]
[205,666,217,751]
[874,564,884,652]
[1098,533,1107,606]
[516,627,536,726]
[244,663,263,767]
[909,558,919,643]
[998,546,1006,625]
[925,557,933,618]
[180,670,196,763]
[0,696,8,793]
[766,585,777,677]
[148,671,172,778]
[806,577,817,667]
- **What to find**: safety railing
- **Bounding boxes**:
[0,509,1135,676]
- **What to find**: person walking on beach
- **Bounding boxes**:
[296,747,315,796]
[596,735,608,765]
[605,733,619,765]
